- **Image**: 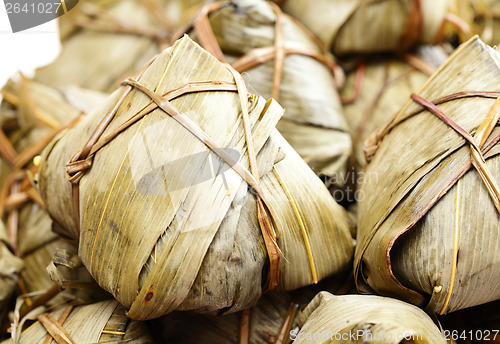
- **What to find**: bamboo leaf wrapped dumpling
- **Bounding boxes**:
[340,49,449,171]
[38,36,354,320]
[188,0,351,185]
[153,273,353,343]
[35,0,207,92]
[292,292,447,343]
[468,0,500,46]
[280,0,449,55]
[3,300,153,343]
[156,291,297,344]
[0,78,106,294]
[0,221,23,326]
[355,36,500,314]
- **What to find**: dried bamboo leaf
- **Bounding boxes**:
[0,77,105,157]
[0,221,7,244]
[293,292,447,343]
[0,79,106,295]
[2,300,153,343]
[153,273,354,344]
[193,0,351,184]
[280,0,449,55]
[155,291,296,344]
[38,36,354,320]
[355,36,500,314]
[341,57,433,171]
[467,0,500,46]
[259,132,353,291]
[35,0,207,93]
[8,292,47,344]
[0,221,23,326]
[15,199,74,294]
[0,162,11,194]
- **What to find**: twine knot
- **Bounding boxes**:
[66,150,94,184]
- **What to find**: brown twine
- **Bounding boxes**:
[187,1,343,101]
[435,13,473,44]
[238,308,251,344]
[356,93,500,308]
[400,52,436,76]
[351,66,419,171]
[192,1,227,62]
[411,94,500,213]
[410,94,500,312]
[274,302,299,344]
[40,305,74,344]
[364,92,500,213]
[268,1,285,101]
[135,0,176,33]
[340,62,365,105]
[364,91,500,162]
[399,0,423,51]
[225,65,281,290]
[340,51,435,107]
[65,62,281,290]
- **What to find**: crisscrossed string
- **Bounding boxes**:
[360,91,500,312]
[65,62,283,289]
[179,0,332,285]
[408,94,500,313]
[187,0,344,99]
[364,91,500,162]
[411,94,500,213]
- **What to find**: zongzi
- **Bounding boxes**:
[293,292,447,343]
[0,77,106,294]
[38,36,354,320]
[341,53,443,172]
[35,0,207,92]
[355,36,500,314]
[153,273,354,344]
[280,0,449,55]
[4,300,153,343]
[187,0,351,185]
[0,221,23,328]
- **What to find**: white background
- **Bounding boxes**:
[0,0,60,97]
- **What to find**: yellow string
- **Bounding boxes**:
[90,123,143,268]
[89,44,177,267]
[60,0,67,13]
[272,166,318,284]
[440,178,461,314]
[0,90,60,129]
[102,330,126,335]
